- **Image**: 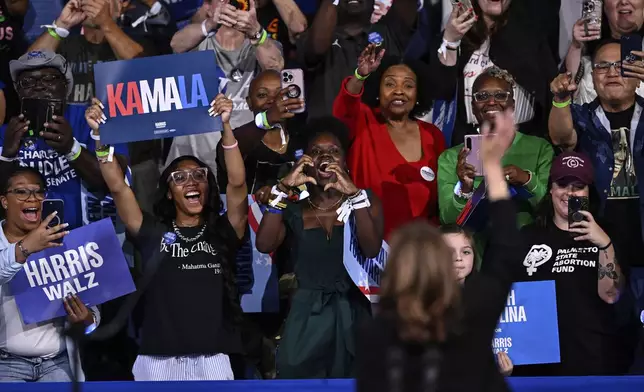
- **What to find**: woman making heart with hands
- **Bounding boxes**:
[255,117,384,379]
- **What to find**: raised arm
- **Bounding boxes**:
[548,73,579,150]
[437,5,475,67]
[211,94,248,239]
[332,44,384,136]
[272,0,308,42]
[478,111,517,282]
[28,0,86,53]
[465,110,519,337]
[220,0,284,70]
[324,165,383,258]
[298,0,338,67]
[85,99,143,237]
[255,156,315,253]
[564,19,601,81]
[82,0,145,59]
[171,3,218,53]
[5,0,29,17]
[0,214,69,285]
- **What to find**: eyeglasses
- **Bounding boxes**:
[593,61,622,74]
[168,167,208,186]
[18,74,64,89]
[5,188,46,201]
[472,91,511,103]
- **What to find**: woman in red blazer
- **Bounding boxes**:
[333,44,446,239]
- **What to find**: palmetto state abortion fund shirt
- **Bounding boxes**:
[0,105,129,230]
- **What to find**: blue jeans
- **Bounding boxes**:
[0,350,72,382]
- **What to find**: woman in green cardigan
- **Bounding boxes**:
[437,67,554,265]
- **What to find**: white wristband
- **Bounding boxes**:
[65,138,82,162]
[0,154,17,162]
[268,185,288,208]
[454,181,473,200]
[41,20,69,38]
[201,20,215,38]
[336,190,371,223]
[522,170,533,186]
[332,0,340,5]
[438,38,460,59]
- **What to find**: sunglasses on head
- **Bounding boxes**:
[167,167,208,186]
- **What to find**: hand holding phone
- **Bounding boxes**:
[19,209,68,260]
[444,0,476,43]
[280,69,306,114]
[621,34,643,77]
[42,199,66,244]
[21,98,63,139]
[582,0,602,30]
[464,135,484,177]
[2,115,30,159]
[456,147,476,194]
[567,195,589,231]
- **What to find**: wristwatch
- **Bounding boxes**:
[250,28,264,41]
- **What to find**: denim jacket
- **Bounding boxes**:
[571,95,644,240]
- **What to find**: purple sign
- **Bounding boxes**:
[9,218,136,324]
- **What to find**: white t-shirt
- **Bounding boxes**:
[0,224,65,358]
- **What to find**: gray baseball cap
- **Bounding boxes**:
[9,50,73,98]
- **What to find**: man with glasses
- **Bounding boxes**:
[550,40,644,355]
[0,50,128,230]
[438,66,553,265]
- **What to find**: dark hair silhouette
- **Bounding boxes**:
[0,164,46,194]
[154,155,242,324]
[305,116,352,153]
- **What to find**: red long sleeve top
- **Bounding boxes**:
[333,77,446,239]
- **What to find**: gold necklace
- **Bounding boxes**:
[307,197,345,242]
[308,196,345,211]
[311,208,331,241]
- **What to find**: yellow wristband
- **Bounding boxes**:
[48,28,61,40]
[254,29,268,46]
[354,68,369,81]
[68,149,81,161]
[552,98,571,108]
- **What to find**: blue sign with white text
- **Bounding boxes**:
[9,219,136,324]
[493,280,560,365]
[94,51,225,145]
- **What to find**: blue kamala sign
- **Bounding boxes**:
[94,51,225,145]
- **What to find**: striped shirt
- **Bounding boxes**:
[132,354,234,381]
